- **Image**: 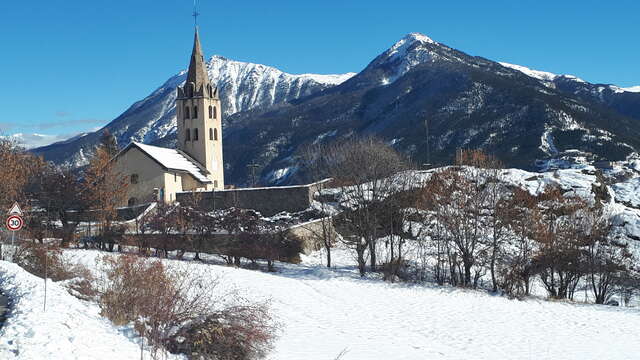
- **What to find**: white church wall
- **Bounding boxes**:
[113,147,170,205]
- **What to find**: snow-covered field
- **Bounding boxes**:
[1,161,640,359]
[2,247,638,360]
[0,260,183,360]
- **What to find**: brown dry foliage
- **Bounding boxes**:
[98,254,277,359]
[0,138,45,209]
[167,304,277,360]
[455,148,503,169]
[14,242,79,280]
[82,138,128,248]
[13,242,97,300]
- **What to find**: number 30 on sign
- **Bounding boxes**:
[6,215,23,231]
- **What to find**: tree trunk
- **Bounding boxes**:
[325,245,331,268]
[490,255,497,292]
[368,239,376,272]
[356,242,366,277]
[463,258,473,287]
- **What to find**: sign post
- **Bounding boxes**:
[5,202,24,261]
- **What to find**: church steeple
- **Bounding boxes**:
[178,29,216,99]
[186,29,211,90]
[176,27,225,190]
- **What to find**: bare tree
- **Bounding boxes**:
[82,131,128,251]
[301,144,339,268]
[31,165,84,247]
[218,208,261,266]
[583,207,633,304]
[531,186,589,300]
[146,202,180,258]
[421,167,487,287]
[186,193,222,261]
[455,149,507,291]
[0,138,44,209]
[312,137,409,276]
[498,188,540,296]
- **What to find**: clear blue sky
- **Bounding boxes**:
[1,0,638,142]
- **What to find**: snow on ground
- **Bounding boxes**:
[2,163,640,359]
[0,260,183,360]
[59,248,640,360]
[612,177,640,208]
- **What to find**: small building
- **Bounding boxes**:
[112,142,213,204]
[111,28,225,206]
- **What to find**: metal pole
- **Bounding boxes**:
[10,231,14,262]
[44,244,47,312]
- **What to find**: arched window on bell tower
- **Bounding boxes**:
[186,129,191,141]
[214,128,218,140]
[193,106,198,119]
[184,106,190,119]
[194,128,199,141]
[208,105,213,119]
[213,106,217,119]
[209,128,213,140]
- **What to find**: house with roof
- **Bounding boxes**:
[112,28,225,206]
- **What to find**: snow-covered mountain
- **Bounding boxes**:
[34,33,640,186]
[2,132,88,149]
[33,56,355,167]
[500,62,640,94]
[217,33,640,184]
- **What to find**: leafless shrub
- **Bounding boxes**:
[98,254,277,359]
[497,263,529,300]
[14,242,76,281]
[13,242,97,299]
[65,266,98,301]
[382,258,411,283]
[166,304,277,360]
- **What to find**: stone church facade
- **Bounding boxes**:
[112,29,224,206]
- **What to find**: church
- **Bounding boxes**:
[112,28,225,206]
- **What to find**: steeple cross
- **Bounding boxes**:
[192,0,200,27]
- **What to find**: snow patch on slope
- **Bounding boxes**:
[500,62,588,84]
[500,62,640,94]
[499,62,558,82]
[372,32,444,85]
[206,55,354,116]
[610,85,640,94]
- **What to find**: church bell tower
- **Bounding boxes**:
[176,28,224,189]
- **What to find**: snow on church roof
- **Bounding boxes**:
[124,142,212,184]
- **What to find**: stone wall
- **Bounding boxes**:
[67,203,153,223]
[176,179,331,216]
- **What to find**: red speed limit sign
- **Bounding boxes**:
[6,215,23,231]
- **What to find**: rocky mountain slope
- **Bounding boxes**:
[32,56,355,167]
[220,33,640,184]
[34,33,640,186]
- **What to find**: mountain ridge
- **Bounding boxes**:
[33,32,640,186]
[32,56,355,167]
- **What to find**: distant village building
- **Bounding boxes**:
[112,29,225,205]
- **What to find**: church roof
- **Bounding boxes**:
[185,28,211,89]
[119,142,212,184]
